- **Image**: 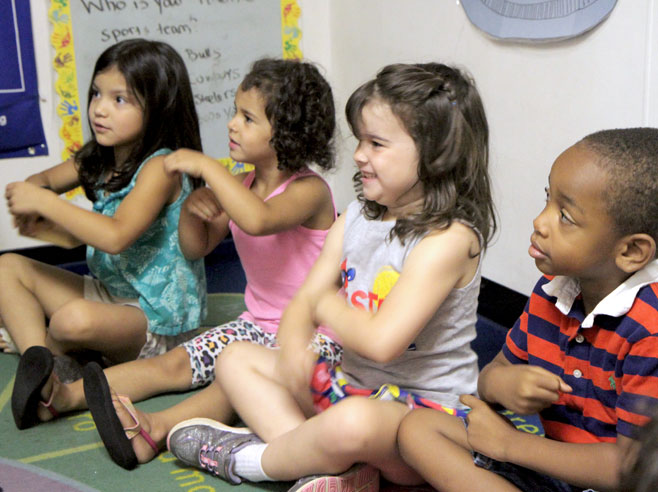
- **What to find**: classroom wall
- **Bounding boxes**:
[303,0,658,295]
[2,0,657,297]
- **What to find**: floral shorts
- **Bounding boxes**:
[310,357,469,417]
[183,319,343,388]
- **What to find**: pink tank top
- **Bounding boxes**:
[229,169,336,334]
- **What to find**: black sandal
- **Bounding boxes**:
[11,346,55,430]
[83,362,140,470]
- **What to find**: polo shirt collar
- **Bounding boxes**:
[542,260,658,328]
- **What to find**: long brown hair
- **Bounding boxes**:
[346,63,496,248]
[76,39,202,201]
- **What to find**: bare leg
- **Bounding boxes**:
[37,346,195,421]
[0,253,147,362]
[216,341,307,441]
[260,397,422,486]
[217,342,421,485]
[109,375,235,463]
[398,408,520,492]
[0,254,84,353]
[46,299,147,362]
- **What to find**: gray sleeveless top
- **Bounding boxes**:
[339,200,480,410]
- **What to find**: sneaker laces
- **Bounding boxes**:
[199,443,223,475]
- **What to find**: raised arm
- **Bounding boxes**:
[24,158,81,193]
[164,149,333,235]
[178,187,231,260]
[6,155,179,254]
[314,221,480,363]
[8,159,80,238]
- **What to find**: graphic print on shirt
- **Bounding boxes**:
[343,261,400,312]
[341,259,356,289]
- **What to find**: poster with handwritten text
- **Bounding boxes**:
[68,0,282,160]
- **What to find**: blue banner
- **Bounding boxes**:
[0,0,48,158]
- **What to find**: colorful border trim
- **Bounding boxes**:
[49,0,83,198]
[282,0,302,60]
[48,0,302,176]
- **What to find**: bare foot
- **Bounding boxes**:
[0,328,18,353]
[35,375,85,422]
[36,372,60,422]
[109,386,162,464]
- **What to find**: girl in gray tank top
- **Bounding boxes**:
[168,61,497,490]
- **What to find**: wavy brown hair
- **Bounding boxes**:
[346,62,496,248]
[75,39,202,201]
[240,58,336,172]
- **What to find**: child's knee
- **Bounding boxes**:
[157,346,192,382]
[215,340,252,378]
[323,398,383,453]
[399,408,463,454]
[398,409,432,451]
[48,299,95,342]
[0,253,30,281]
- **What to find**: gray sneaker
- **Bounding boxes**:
[288,464,380,492]
[167,417,262,484]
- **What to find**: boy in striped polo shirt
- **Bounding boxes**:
[398,128,658,492]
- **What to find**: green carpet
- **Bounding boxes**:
[0,294,289,492]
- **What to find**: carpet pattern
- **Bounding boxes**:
[0,294,542,491]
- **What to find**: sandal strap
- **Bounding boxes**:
[38,373,60,418]
[115,395,159,454]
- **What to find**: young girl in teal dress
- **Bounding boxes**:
[3,39,206,428]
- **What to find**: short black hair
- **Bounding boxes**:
[580,128,658,244]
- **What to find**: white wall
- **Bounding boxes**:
[3,0,658,297]
[302,0,658,295]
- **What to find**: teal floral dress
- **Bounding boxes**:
[86,149,207,336]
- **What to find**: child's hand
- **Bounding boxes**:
[5,181,51,216]
[12,213,41,236]
[184,187,223,222]
[493,364,572,415]
[460,394,518,462]
[164,149,209,178]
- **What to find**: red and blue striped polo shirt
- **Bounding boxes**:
[503,267,658,444]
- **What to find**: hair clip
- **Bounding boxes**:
[451,101,457,106]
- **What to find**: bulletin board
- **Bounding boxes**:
[0,0,48,159]
[48,0,302,183]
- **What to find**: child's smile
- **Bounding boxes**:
[353,100,422,217]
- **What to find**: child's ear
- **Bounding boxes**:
[616,233,656,273]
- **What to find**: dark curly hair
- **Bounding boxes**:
[580,128,658,246]
[239,58,336,172]
[75,39,202,201]
[346,63,496,247]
